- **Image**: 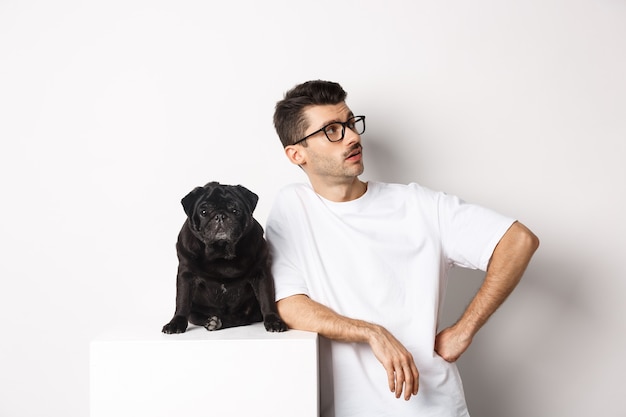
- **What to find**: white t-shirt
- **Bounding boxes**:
[265,181,515,417]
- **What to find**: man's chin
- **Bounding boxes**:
[351,163,365,176]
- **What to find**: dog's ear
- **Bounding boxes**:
[204,181,220,189]
[181,187,206,218]
[234,185,259,213]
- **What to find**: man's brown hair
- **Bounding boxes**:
[273,80,347,148]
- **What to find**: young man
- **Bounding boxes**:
[265,80,539,417]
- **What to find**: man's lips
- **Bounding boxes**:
[345,145,363,160]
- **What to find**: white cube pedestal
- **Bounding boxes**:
[90,322,319,417]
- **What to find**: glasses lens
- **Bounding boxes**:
[321,117,365,142]
[351,117,365,135]
[324,123,345,142]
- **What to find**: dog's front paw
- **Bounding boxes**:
[162,315,189,334]
[264,313,288,332]
[204,316,222,331]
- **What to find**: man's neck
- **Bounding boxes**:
[310,178,368,202]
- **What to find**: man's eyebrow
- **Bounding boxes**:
[319,111,355,128]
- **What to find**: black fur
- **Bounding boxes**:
[162,182,287,333]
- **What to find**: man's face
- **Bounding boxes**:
[292,102,364,182]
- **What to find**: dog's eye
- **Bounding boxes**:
[200,209,208,217]
[232,209,240,215]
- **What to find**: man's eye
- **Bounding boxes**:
[325,124,341,135]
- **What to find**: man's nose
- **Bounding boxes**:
[343,125,361,146]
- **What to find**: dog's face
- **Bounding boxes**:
[181,182,259,259]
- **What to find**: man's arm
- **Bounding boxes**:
[277,294,420,400]
[435,221,539,361]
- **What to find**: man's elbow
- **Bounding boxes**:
[513,221,540,256]
[276,294,309,329]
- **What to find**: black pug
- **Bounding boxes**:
[162,182,287,334]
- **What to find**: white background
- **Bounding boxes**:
[1,1,625,416]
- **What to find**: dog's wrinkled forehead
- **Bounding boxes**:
[181,181,259,218]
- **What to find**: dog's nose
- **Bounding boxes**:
[214,213,225,222]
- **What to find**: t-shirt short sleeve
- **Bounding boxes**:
[265,186,311,301]
[436,191,515,271]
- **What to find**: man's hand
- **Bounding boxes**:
[434,324,472,362]
[277,294,419,400]
[368,325,420,400]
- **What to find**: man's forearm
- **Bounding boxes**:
[277,294,374,342]
[460,221,539,335]
[436,221,539,361]
[277,293,420,400]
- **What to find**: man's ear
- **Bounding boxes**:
[285,145,306,167]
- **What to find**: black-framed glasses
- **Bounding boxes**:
[293,115,366,145]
